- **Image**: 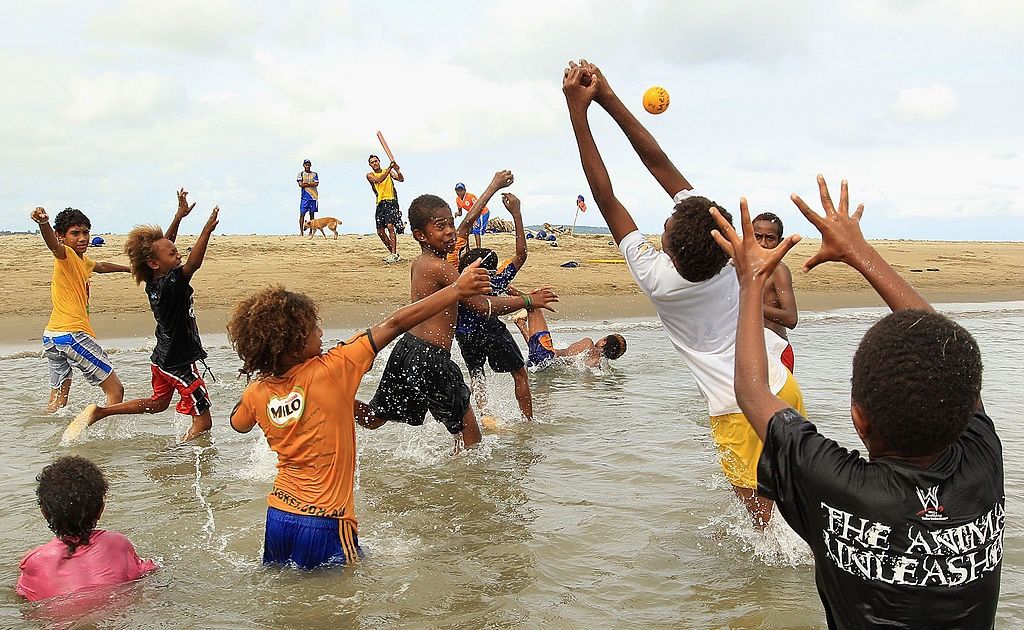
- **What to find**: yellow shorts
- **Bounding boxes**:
[709,371,805,490]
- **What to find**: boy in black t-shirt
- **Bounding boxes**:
[64,189,220,443]
[710,175,1002,629]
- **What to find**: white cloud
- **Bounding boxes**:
[63,71,184,123]
[890,84,958,124]
[89,0,261,56]
[733,149,794,174]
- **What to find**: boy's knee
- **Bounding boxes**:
[152,397,172,413]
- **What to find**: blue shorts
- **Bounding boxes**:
[527,331,556,370]
[263,507,362,570]
[42,330,114,388]
[300,198,318,218]
[470,211,490,236]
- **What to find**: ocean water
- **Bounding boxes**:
[0,302,1021,628]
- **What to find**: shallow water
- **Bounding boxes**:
[1,302,1022,628]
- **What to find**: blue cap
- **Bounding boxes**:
[455,182,466,190]
[303,159,311,164]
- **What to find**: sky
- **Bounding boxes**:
[1,1,1021,240]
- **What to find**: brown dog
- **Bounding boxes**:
[304,217,342,239]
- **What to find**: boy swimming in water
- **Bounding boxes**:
[227,261,492,570]
[512,307,626,370]
[369,172,558,448]
[64,190,219,443]
[30,206,130,413]
[752,212,798,371]
[715,175,1001,628]
[563,59,802,527]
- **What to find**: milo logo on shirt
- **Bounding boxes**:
[266,387,306,427]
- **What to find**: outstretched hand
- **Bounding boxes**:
[528,286,559,312]
[204,206,220,232]
[30,207,49,224]
[791,174,866,272]
[177,188,197,217]
[710,198,801,288]
[454,258,492,298]
[577,59,614,105]
[562,62,599,111]
[502,192,521,215]
[489,169,514,190]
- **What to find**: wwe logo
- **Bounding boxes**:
[915,486,947,521]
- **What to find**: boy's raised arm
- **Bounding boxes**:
[30,208,66,259]
[456,170,513,237]
[369,259,492,348]
[165,188,196,243]
[583,60,692,198]
[563,64,638,244]
[710,199,802,440]
[503,193,528,268]
[182,206,219,279]
[791,176,932,313]
[389,163,404,183]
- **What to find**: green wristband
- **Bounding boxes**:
[524,295,533,310]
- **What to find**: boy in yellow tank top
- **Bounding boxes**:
[30,207,130,413]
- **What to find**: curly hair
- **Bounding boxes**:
[123,225,165,285]
[53,207,91,234]
[408,194,451,233]
[228,287,320,377]
[601,334,626,360]
[663,196,732,282]
[36,456,108,556]
[459,247,498,271]
[852,310,983,457]
[752,212,784,237]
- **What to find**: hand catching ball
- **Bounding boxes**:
[643,86,670,115]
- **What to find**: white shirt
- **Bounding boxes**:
[619,193,790,416]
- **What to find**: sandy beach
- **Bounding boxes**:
[2,232,1022,345]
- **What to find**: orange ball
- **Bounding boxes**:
[643,86,670,115]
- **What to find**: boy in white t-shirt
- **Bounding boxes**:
[562,60,804,527]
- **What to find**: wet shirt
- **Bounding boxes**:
[147,267,207,369]
[619,191,790,416]
[233,333,377,530]
[455,258,518,335]
[297,171,319,201]
[758,407,1003,629]
[16,530,158,602]
[45,245,96,337]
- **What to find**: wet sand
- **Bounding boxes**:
[2,233,1022,344]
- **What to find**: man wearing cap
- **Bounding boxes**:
[454,183,489,249]
[296,159,319,235]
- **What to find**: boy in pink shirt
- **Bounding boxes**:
[16,456,157,601]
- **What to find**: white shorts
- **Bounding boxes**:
[42,330,114,389]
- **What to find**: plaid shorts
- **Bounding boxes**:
[42,330,114,389]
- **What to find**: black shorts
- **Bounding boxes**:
[375,199,403,232]
[369,334,470,435]
[455,321,525,376]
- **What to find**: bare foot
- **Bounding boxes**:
[61,404,99,445]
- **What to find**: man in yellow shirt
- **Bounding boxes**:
[30,207,130,413]
[366,154,404,264]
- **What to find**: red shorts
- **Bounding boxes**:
[151,363,211,416]
[781,343,795,373]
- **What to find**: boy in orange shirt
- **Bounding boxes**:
[227,261,491,570]
[454,183,489,249]
[30,207,130,413]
